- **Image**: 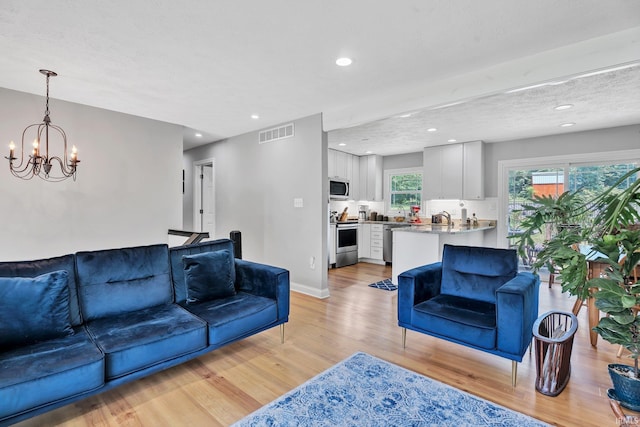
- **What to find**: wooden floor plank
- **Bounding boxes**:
[14,263,625,426]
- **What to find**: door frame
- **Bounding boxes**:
[193,158,216,235]
[497,148,640,249]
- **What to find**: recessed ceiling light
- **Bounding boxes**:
[448,139,457,143]
[427,128,437,132]
[560,122,576,127]
[336,57,352,67]
[338,143,346,146]
[195,133,202,138]
[365,150,373,154]
[251,114,260,119]
[554,104,573,111]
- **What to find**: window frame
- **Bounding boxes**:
[384,167,423,215]
[497,149,640,249]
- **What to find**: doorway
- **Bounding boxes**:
[193,159,215,237]
[498,150,640,262]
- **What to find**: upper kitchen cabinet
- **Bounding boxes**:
[422,141,485,200]
[423,144,463,200]
[359,154,383,201]
[463,140,485,200]
[328,149,349,179]
[328,149,360,200]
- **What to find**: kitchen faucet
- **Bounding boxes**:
[441,211,452,226]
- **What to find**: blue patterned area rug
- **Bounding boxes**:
[232,352,550,427]
[368,278,397,291]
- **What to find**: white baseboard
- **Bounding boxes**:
[290,281,330,299]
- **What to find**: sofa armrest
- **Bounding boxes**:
[397,263,442,325]
[235,259,290,321]
[496,272,540,357]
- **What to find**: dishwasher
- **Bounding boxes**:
[383,224,411,263]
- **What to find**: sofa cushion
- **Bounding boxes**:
[0,327,104,422]
[76,244,173,321]
[440,245,517,304]
[0,271,73,351]
[85,304,207,379]
[183,250,236,304]
[185,292,277,347]
[170,239,237,304]
[0,254,82,326]
[413,294,496,350]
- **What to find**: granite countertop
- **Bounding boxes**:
[393,222,496,234]
[331,219,497,233]
[332,220,415,225]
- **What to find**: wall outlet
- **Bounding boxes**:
[294,198,303,208]
[309,256,315,269]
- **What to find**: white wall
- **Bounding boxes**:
[0,87,183,261]
[183,114,329,298]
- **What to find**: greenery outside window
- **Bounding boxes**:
[507,161,638,268]
[386,168,422,212]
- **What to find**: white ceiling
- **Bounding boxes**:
[1,1,639,153]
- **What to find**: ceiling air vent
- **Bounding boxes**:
[259,123,294,144]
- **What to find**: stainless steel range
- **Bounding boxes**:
[335,221,358,267]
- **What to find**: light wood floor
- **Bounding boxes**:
[15,263,628,426]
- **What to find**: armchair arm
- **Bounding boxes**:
[235,259,290,321]
[496,272,540,358]
[398,263,442,325]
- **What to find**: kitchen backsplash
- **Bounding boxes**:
[329,197,498,221]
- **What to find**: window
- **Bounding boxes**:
[506,161,638,268]
[386,168,422,212]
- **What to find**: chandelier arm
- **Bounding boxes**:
[47,156,77,177]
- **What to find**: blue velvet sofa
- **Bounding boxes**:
[0,239,289,426]
[397,244,539,386]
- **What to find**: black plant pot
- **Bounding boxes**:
[609,363,640,411]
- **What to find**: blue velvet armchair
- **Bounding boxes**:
[397,244,540,386]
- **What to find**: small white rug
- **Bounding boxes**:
[233,352,550,427]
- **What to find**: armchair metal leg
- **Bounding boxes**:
[402,328,407,349]
[511,361,517,387]
[280,324,285,344]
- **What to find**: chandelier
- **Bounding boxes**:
[6,69,79,181]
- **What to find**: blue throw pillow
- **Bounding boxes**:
[183,250,236,304]
[0,270,74,351]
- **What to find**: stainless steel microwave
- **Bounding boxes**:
[329,178,350,199]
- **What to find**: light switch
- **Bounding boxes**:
[294,198,304,208]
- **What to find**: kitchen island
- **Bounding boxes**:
[391,222,496,284]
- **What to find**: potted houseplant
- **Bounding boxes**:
[510,166,640,407]
[510,190,591,299]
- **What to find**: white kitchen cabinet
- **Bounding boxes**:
[370,224,384,260]
[328,149,347,179]
[463,140,485,200]
[349,154,360,200]
[358,223,371,258]
[422,144,463,200]
[328,149,359,199]
[359,155,383,201]
[328,149,336,178]
[336,150,351,180]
